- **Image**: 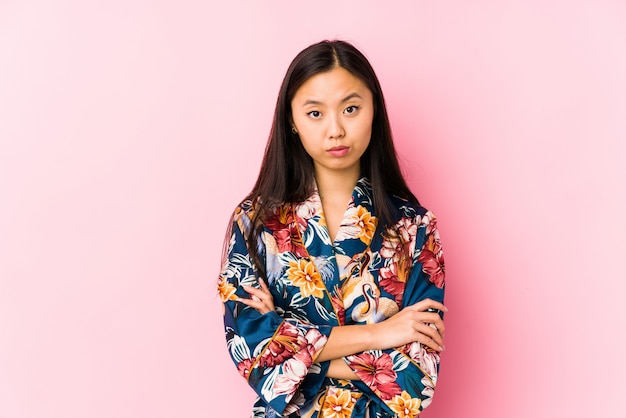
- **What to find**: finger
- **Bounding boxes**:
[420,312,446,337]
[243,285,270,301]
[405,310,445,330]
[237,297,272,314]
[409,299,448,313]
[258,279,271,294]
[416,334,445,353]
[414,328,444,352]
[434,319,445,338]
[414,321,444,349]
[409,325,444,352]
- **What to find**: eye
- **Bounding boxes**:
[344,105,360,115]
[307,110,322,119]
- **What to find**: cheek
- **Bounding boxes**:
[355,119,374,144]
[356,110,374,134]
[297,126,325,149]
[297,135,318,156]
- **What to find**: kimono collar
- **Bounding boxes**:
[310,176,375,217]
[293,176,378,257]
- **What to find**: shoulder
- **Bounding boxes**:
[229,198,259,237]
[386,194,440,241]
[232,198,256,222]
[231,198,292,233]
[388,194,431,221]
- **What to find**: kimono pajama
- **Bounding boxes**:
[219,178,445,418]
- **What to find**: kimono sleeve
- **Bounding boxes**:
[218,209,334,414]
[344,210,446,413]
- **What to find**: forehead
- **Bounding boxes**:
[292,67,372,104]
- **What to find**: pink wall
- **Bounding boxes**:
[1,1,625,417]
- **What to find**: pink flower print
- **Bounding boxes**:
[417,233,445,289]
[347,352,402,400]
[380,218,415,262]
[378,263,406,305]
[258,323,326,369]
[237,357,255,380]
[395,218,417,248]
[273,357,308,397]
[258,322,300,367]
[265,205,308,257]
[420,212,438,235]
[401,342,440,378]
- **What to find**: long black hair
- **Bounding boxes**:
[231,40,419,279]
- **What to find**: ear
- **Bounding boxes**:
[288,117,298,134]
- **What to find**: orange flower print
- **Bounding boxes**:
[287,259,325,298]
[388,391,422,418]
[218,277,237,302]
[330,286,346,325]
[354,205,377,243]
[336,205,377,244]
[321,388,356,418]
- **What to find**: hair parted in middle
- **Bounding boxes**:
[242,39,419,279]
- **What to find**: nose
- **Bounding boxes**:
[327,114,345,139]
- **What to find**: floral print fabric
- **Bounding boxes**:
[219,178,445,417]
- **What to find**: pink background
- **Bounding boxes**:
[1,1,625,417]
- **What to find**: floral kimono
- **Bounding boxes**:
[218,177,445,418]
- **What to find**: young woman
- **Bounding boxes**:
[218,40,446,418]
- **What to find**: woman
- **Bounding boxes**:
[218,40,446,418]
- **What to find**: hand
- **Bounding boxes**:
[370,298,447,352]
[237,280,275,314]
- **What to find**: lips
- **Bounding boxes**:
[327,146,349,157]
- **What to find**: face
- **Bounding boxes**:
[290,67,374,178]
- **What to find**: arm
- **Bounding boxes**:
[316,300,445,362]
[343,210,446,412]
[242,285,445,383]
[328,359,358,380]
[242,273,446,362]
[219,211,333,414]
[242,273,445,363]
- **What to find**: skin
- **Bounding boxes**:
[238,67,447,380]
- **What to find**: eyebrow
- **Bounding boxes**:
[302,92,363,106]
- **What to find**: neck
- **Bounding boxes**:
[314,165,361,201]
